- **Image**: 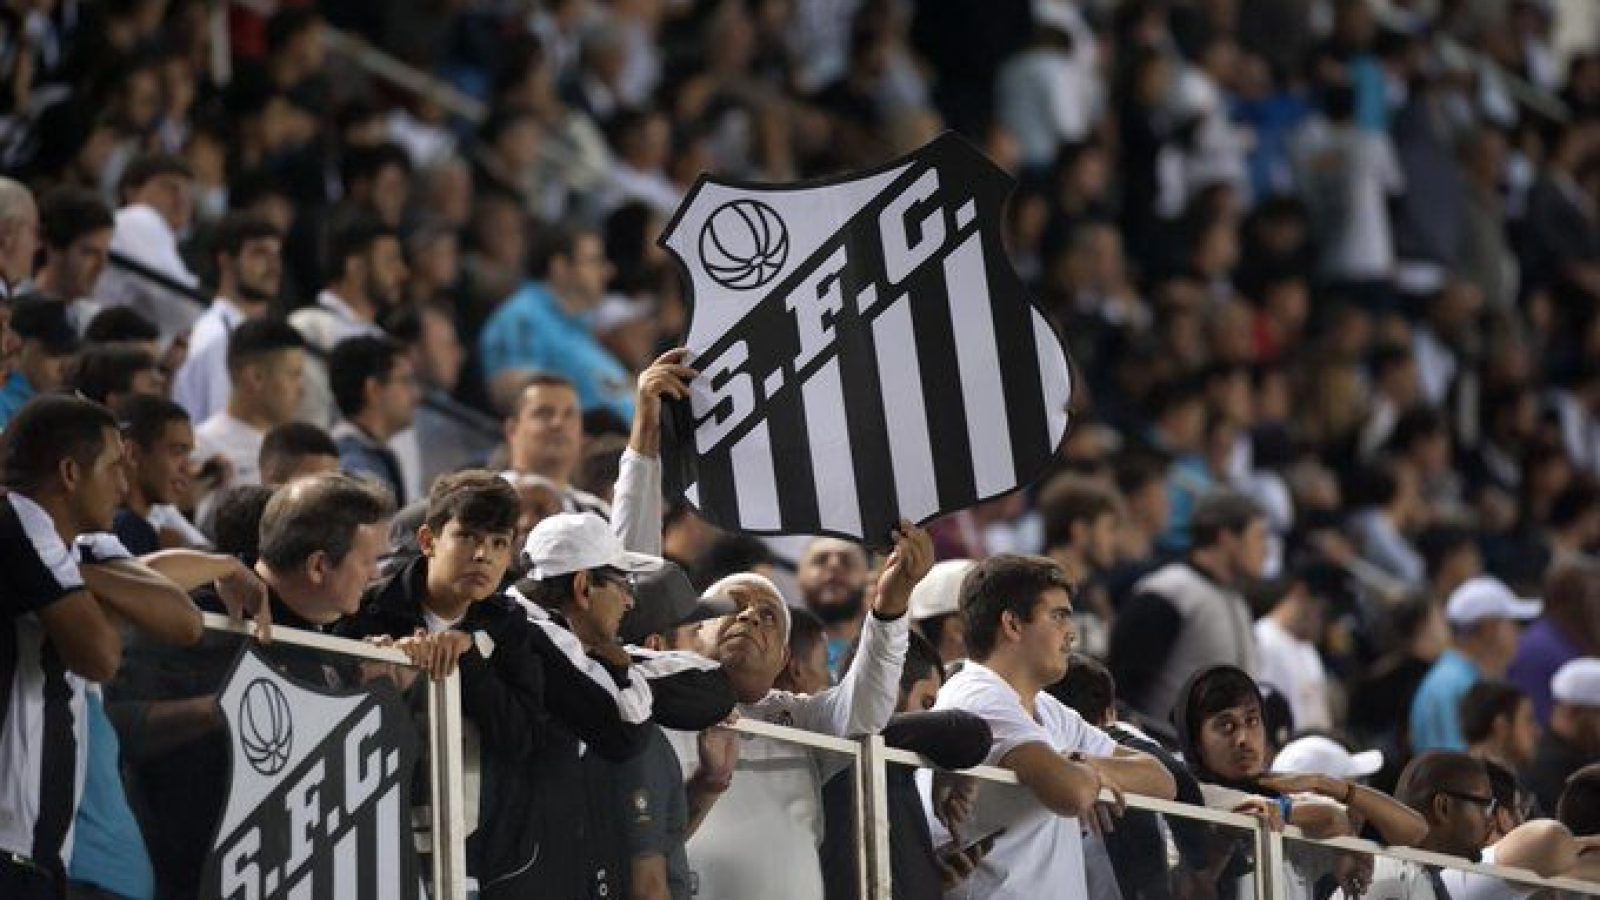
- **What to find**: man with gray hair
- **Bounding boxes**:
[0,177,40,298]
[1109,489,1269,723]
[675,522,933,900]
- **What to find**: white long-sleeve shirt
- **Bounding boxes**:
[672,611,908,900]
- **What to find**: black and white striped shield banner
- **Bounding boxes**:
[659,132,1072,546]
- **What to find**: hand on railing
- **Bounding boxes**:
[393,630,474,681]
[931,770,978,835]
[1232,796,1286,832]
[214,559,272,643]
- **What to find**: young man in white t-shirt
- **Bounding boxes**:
[931,554,1177,900]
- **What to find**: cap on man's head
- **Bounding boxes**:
[1272,735,1384,780]
[909,559,975,621]
[521,512,663,580]
[1552,657,1600,708]
[618,561,736,645]
[9,295,80,356]
[1445,576,1542,626]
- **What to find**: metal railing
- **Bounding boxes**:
[180,616,1600,900]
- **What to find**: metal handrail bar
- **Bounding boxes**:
[726,714,865,755]
[201,610,414,664]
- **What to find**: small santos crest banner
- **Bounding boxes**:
[202,647,421,900]
[660,132,1072,545]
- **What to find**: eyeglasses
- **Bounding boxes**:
[1438,790,1498,817]
[590,568,637,595]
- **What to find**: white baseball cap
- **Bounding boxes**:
[521,513,664,580]
[909,560,975,621]
[1271,735,1384,780]
[1445,577,1542,626]
[1552,657,1600,708]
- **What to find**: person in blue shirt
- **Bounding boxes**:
[477,225,636,427]
[0,295,79,430]
[1411,577,1542,752]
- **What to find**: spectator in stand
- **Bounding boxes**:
[775,606,830,696]
[116,473,392,897]
[795,537,872,678]
[0,397,127,896]
[114,396,196,555]
[678,523,932,900]
[1461,681,1541,774]
[194,319,305,492]
[32,186,113,330]
[1369,753,1496,897]
[1254,563,1334,731]
[479,225,636,427]
[507,512,733,899]
[329,335,421,505]
[1110,490,1268,723]
[171,214,283,425]
[1527,657,1600,815]
[1509,562,1600,724]
[258,421,340,488]
[1176,666,1425,900]
[0,296,80,429]
[1350,460,1429,592]
[1417,526,1484,604]
[94,154,200,337]
[931,554,1176,900]
[1038,474,1122,655]
[385,301,490,486]
[501,373,611,518]
[1052,652,1210,900]
[1411,577,1542,752]
[907,558,975,665]
[289,217,407,427]
[1544,482,1600,571]
[68,343,164,411]
[0,178,39,300]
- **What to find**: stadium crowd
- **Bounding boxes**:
[2,0,1600,898]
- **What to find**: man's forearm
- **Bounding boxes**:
[685,772,729,838]
[140,548,239,591]
[83,560,204,647]
[1088,749,1177,799]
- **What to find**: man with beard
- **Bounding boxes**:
[795,536,872,679]
[676,522,933,900]
[289,216,408,426]
[172,213,283,424]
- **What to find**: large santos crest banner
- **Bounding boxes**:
[660,132,1072,545]
[201,648,421,900]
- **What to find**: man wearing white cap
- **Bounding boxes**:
[1411,577,1542,752]
[1527,657,1600,814]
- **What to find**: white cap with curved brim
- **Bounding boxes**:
[909,559,976,621]
[521,512,664,580]
[1445,577,1542,625]
[1271,735,1383,780]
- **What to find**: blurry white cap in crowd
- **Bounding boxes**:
[909,560,975,621]
[1445,577,1542,626]
[1552,657,1600,708]
[1271,735,1383,780]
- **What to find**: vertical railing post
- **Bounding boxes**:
[857,734,893,900]
[1254,821,1285,900]
[428,672,468,900]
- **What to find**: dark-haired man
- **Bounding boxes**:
[114,396,196,555]
[1110,489,1267,722]
[933,554,1175,900]
[290,216,407,427]
[0,397,129,893]
[479,225,634,425]
[259,421,340,487]
[0,295,78,428]
[329,335,420,504]
[1367,752,1497,899]
[194,318,307,488]
[795,537,871,679]
[1461,680,1540,772]
[32,185,113,328]
[172,213,283,424]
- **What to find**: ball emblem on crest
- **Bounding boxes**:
[699,199,789,291]
[239,677,294,775]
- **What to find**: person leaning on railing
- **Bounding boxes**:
[1174,665,1428,900]
[928,554,1177,900]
